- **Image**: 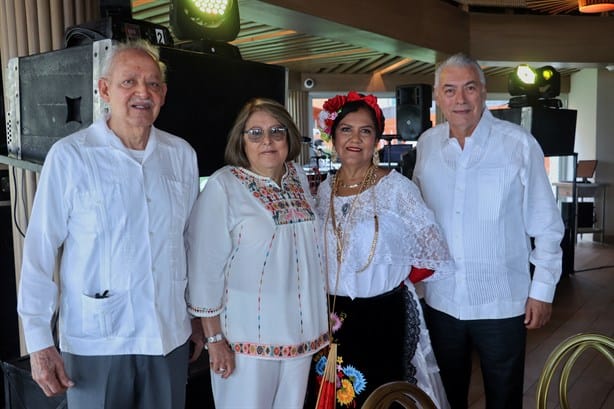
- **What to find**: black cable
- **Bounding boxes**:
[64,27,106,47]
[12,168,25,238]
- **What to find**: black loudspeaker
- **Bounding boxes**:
[396,84,432,141]
[65,16,173,47]
[562,202,594,229]
[490,107,577,157]
[6,40,286,176]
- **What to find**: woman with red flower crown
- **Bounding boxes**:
[308,91,453,408]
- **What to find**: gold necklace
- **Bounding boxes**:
[338,181,361,189]
[328,165,379,273]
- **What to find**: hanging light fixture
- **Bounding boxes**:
[578,0,614,13]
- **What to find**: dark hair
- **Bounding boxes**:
[224,98,302,167]
[330,99,385,141]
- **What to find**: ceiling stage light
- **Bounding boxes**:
[170,0,240,42]
[508,64,561,107]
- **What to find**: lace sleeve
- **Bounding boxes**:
[391,172,454,278]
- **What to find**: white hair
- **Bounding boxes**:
[100,39,167,82]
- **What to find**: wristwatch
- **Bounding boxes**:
[204,332,225,350]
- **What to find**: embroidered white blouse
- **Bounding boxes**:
[187,163,329,360]
[316,170,453,299]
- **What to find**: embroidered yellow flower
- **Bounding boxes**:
[337,379,356,406]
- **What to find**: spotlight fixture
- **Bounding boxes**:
[508,64,561,107]
[170,0,240,42]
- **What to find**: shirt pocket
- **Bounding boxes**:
[477,167,505,222]
[80,291,135,338]
[160,177,189,234]
[69,190,103,235]
[70,185,120,236]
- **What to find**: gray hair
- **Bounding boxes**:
[434,53,486,89]
[101,39,167,82]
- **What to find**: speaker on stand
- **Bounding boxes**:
[396,84,432,141]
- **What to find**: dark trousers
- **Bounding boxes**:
[424,305,526,409]
[62,342,189,409]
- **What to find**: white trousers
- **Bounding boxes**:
[210,354,311,409]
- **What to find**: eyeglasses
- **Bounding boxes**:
[243,126,288,143]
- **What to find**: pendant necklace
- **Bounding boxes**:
[341,202,351,216]
[328,165,379,273]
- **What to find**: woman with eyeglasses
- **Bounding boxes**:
[186,98,329,408]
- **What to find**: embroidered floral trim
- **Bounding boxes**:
[313,311,367,407]
[187,303,221,316]
[230,333,329,358]
[231,163,315,225]
[314,354,367,406]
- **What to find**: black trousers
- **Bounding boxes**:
[424,305,526,409]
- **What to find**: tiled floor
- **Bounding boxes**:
[467,239,614,409]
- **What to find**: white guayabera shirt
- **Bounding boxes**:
[18,118,199,356]
[413,108,565,320]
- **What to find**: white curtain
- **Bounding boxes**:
[287,89,310,137]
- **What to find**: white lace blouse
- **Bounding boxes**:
[316,170,453,299]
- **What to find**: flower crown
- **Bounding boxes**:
[317,91,384,142]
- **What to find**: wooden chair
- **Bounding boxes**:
[361,381,437,409]
[535,332,614,409]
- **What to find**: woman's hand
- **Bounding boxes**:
[207,340,235,379]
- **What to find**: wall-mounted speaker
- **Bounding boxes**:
[396,84,432,141]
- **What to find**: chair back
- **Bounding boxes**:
[361,381,437,409]
[535,332,614,409]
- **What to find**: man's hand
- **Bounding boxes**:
[524,298,553,329]
[189,318,205,363]
[30,346,74,397]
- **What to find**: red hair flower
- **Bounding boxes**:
[317,91,383,142]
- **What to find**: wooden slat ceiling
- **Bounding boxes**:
[131,0,583,79]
